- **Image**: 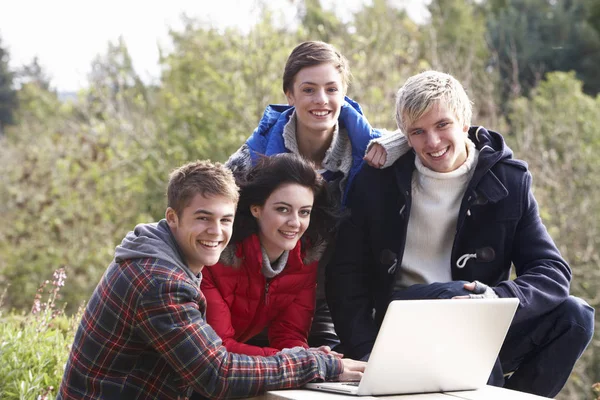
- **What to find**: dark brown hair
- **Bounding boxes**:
[282,41,351,95]
[233,153,338,248]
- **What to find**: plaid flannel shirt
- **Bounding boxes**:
[58,257,343,399]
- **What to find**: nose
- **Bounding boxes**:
[206,220,220,235]
[425,132,441,148]
[287,215,301,228]
[313,88,327,105]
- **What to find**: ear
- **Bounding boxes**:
[165,207,178,228]
[285,90,295,106]
[250,204,261,219]
[462,123,469,133]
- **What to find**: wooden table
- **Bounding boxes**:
[252,385,551,399]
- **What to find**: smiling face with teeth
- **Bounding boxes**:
[285,62,346,146]
[250,183,314,263]
[166,193,236,275]
[405,101,469,173]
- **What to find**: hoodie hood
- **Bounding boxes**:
[468,126,519,186]
[469,126,513,166]
[115,219,198,281]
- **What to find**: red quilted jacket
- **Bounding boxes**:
[201,234,321,356]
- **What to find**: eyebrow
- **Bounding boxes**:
[299,81,339,86]
[409,118,452,131]
[273,201,313,208]
[193,209,235,218]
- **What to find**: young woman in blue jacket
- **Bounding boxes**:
[226,41,410,349]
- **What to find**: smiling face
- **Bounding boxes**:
[405,101,469,173]
[285,62,345,141]
[250,183,314,262]
[166,193,236,274]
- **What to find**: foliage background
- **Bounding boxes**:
[0,0,599,399]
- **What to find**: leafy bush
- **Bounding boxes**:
[0,269,81,400]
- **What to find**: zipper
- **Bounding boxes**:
[265,281,270,305]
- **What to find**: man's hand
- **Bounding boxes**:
[309,346,343,358]
[364,143,387,169]
[452,281,498,299]
[339,358,367,382]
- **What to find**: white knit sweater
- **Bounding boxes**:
[393,139,479,290]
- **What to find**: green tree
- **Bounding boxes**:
[589,0,600,34]
[487,0,600,99]
[85,36,150,120]
[12,58,62,125]
[296,0,346,42]
[425,0,502,127]
[0,36,17,135]
[17,56,52,91]
[158,9,296,167]
[0,39,160,312]
[339,0,422,129]
[508,72,600,398]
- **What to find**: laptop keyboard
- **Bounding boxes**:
[342,382,360,386]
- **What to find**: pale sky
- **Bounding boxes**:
[0,0,426,92]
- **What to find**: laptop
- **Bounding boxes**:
[305,298,519,396]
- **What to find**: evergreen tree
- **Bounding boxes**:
[18,56,52,91]
[0,36,17,134]
[487,0,600,99]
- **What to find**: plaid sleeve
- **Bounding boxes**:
[135,278,343,399]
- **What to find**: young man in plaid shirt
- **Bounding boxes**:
[58,160,364,400]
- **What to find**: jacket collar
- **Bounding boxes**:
[246,96,364,160]
[218,234,325,270]
[392,126,510,204]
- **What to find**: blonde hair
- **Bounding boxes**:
[395,71,472,133]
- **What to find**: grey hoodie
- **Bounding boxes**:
[114,219,200,283]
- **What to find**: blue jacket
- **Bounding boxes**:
[245,96,381,205]
[326,127,572,360]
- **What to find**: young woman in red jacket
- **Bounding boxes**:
[201,153,337,356]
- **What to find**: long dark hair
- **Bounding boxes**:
[232,153,339,249]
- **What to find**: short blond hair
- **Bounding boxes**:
[395,71,472,133]
[167,160,239,217]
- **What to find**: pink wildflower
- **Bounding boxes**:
[31,298,41,314]
[53,268,67,288]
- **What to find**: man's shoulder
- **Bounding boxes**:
[347,162,405,210]
[112,257,195,291]
[497,157,528,172]
[486,155,530,185]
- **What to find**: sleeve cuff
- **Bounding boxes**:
[368,130,411,168]
[315,353,344,381]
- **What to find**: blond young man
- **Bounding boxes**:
[327,71,594,398]
[59,160,364,400]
